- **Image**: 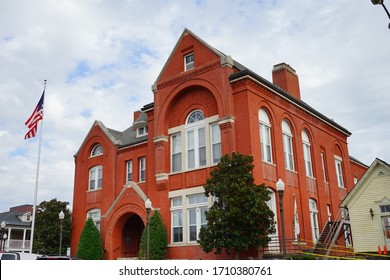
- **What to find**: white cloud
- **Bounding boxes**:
[1,0,389,212]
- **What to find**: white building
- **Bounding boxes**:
[0,205,32,252]
[340,158,390,253]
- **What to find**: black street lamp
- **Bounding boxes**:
[371,0,390,28]
[276,178,286,258]
[144,198,152,260]
[59,211,65,255]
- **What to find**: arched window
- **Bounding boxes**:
[187,110,204,124]
[302,130,313,177]
[282,120,294,171]
[186,110,206,169]
[259,109,273,163]
[334,145,345,188]
[90,144,103,157]
[170,109,221,172]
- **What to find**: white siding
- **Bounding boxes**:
[349,175,390,252]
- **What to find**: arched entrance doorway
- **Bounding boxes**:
[121,214,144,258]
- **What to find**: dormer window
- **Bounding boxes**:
[184,53,194,71]
[137,126,148,137]
[91,144,103,157]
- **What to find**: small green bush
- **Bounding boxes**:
[138,210,168,260]
[76,218,103,260]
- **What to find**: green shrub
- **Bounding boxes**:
[138,210,168,260]
[76,218,103,260]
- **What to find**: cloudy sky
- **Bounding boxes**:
[1,0,389,212]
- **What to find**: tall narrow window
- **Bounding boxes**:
[259,109,273,163]
[302,130,313,177]
[184,53,194,71]
[321,152,328,183]
[139,157,146,182]
[186,110,206,169]
[309,199,319,243]
[171,197,183,243]
[171,133,182,172]
[187,194,208,242]
[282,120,294,171]
[211,123,221,164]
[89,166,102,191]
[335,157,344,188]
[126,160,133,182]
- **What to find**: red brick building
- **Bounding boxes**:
[71,29,367,259]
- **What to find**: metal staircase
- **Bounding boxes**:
[314,210,351,256]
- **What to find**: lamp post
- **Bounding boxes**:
[145,198,152,260]
[59,211,65,255]
[276,178,286,258]
[1,221,6,251]
[371,0,390,28]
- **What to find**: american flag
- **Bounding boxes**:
[25,91,45,139]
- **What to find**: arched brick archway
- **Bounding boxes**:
[105,206,146,260]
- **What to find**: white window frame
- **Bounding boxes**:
[259,109,273,163]
[139,157,146,182]
[184,52,194,71]
[87,208,101,231]
[126,160,133,182]
[171,197,183,243]
[169,187,213,245]
[309,199,319,243]
[211,123,221,164]
[171,133,182,173]
[169,113,220,173]
[335,156,344,188]
[321,152,328,183]
[186,110,206,169]
[187,194,208,242]
[266,189,279,250]
[89,165,102,191]
[136,126,148,138]
[282,120,294,171]
[90,144,103,157]
[302,131,313,178]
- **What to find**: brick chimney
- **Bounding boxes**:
[272,63,301,100]
[133,110,142,123]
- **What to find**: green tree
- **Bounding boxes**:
[198,152,275,259]
[138,210,168,260]
[33,198,71,255]
[76,218,103,260]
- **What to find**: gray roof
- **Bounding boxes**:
[0,211,31,227]
[96,112,149,149]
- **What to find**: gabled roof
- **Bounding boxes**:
[340,158,390,208]
[75,113,149,156]
[0,211,31,227]
[153,28,245,86]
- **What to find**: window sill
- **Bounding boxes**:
[170,163,219,175]
[168,242,200,247]
[86,188,102,193]
[262,161,276,167]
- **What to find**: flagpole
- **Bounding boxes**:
[29,80,46,253]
